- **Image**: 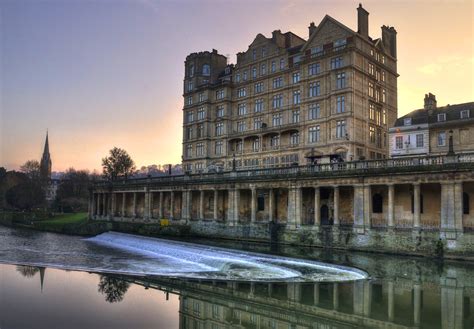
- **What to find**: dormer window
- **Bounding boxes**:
[202,64,210,76]
[461,110,470,119]
[438,113,446,122]
[334,38,347,48]
[404,118,412,126]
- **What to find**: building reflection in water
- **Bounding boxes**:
[14,265,474,328]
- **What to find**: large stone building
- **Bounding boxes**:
[182,4,398,173]
[389,93,474,157]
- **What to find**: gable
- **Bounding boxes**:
[302,15,355,52]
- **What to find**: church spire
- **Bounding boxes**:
[40,130,52,181]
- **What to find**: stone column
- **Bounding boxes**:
[333,283,339,310]
[313,283,320,306]
[111,193,116,218]
[132,192,137,218]
[213,189,218,220]
[158,192,163,218]
[234,189,240,223]
[363,281,371,317]
[170,191,175,220]
[251,185,257,223]
[91,193,96,217]
[388,281,395,322]
[413,283,421,326]
[333,186,340,226]
[314,187,320,226]
[363,184,371,228]
[353,185,365,232]
[227,188,236,224]
[199,190,204,220]
[268,283,273,298]
[441,282,464,329]
[149,192,154,219]
[454,182,463,232]
[413,183,421,229]
[287,283,301,303]
[388,184,395,228]
[97,193,101,217]
[101,193,106,217]
[268,189,274,222]
[122,193,126,218]
[181,190,190,222]
[144,190,150,220]
[287,185,302,228]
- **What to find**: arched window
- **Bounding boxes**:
[463,192,470,215]
[202,64,210,76]
[372,193,383,213]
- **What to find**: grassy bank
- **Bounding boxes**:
[34,212,89,231]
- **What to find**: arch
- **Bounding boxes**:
[372,193,383,213]
[333,147,348,161]
[320,205,330,225]
[463,192,470,215]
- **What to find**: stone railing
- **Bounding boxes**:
[95,152,474,187]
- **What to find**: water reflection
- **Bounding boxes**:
[97,275,130,303]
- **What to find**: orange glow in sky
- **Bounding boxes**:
[1,0,473,172]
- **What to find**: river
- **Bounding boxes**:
[1,226,473,328]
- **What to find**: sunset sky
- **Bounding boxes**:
[1,0,473,172]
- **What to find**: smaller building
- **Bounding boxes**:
[389,93,474,157]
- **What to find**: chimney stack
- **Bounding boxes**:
[308,22,317,38]
[381,25,397,58]
[424,93,437,110]
[357,3,369,38]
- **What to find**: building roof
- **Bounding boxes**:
[393,102,474,127]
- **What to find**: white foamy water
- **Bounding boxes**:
[85,232,368,282]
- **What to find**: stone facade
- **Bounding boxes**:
[90,153,474,257]
[182,4,397,174]
[389,93,474,157]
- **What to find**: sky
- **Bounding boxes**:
[1,0,473,172]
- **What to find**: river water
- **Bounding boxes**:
[1,226,474,328]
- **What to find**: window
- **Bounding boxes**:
[309,81,320,97]
[187,81,193,92]
[311,45,323,55]
[308,63,320,75]
[270,135,280,148]
[308,126,320,143]
[293,90,301,105]
[382,89,386,103]
[216,105,224,117]
[237,103,247,116]
[197,124,204,138]
[186,96,193,106]
[272,113,282,126]
[272,94,283,109]
[235,73,240,83]
[254,99,264,113]
[252,138,260,152]
[185,144,193,158]
[237,88,246,98]
[461,110,470,119]
[197,108,205,120]
[336,95,345,113]
[272,77,283,88]
[243,71,247,81]
[215,122,224,136]
[334,38,346,48]
[257,194,265,211]
[202,64,210,76]
[395,136,403,149]
[290,132,299,145]
[196,143,204,156]
[215,141,223,155]
[237,121,246,132]
[336,72,346,89]
[438,131,447,146]
[261,47,266,57]
[253,117,262,130]
[188,64,195,77]
[368,63,375,75]
[369,126,376,143]
[368,82,375,98]
[372,194,383,213]
[212,304,220,319]
[252,49,257,60]
[280,58,285,70]
[308,103,320,120]
[292,109,300,123]
[404,118,412,126]
[261,64,266,75]
[437,113,446,122]
[236,140,243,152]
[463,192,470,215]
[216,89,224,99]
[252,67,257,79]
[382,71,386,82]
[198,92,205,102]
[254,82,264,93]
[336,120,346,138]
[331,57,343,69]
[416,134,424,148]
[186,111,194,123]
[292,72,300,84]
[271,61,276,72]
[186,127,193,139]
